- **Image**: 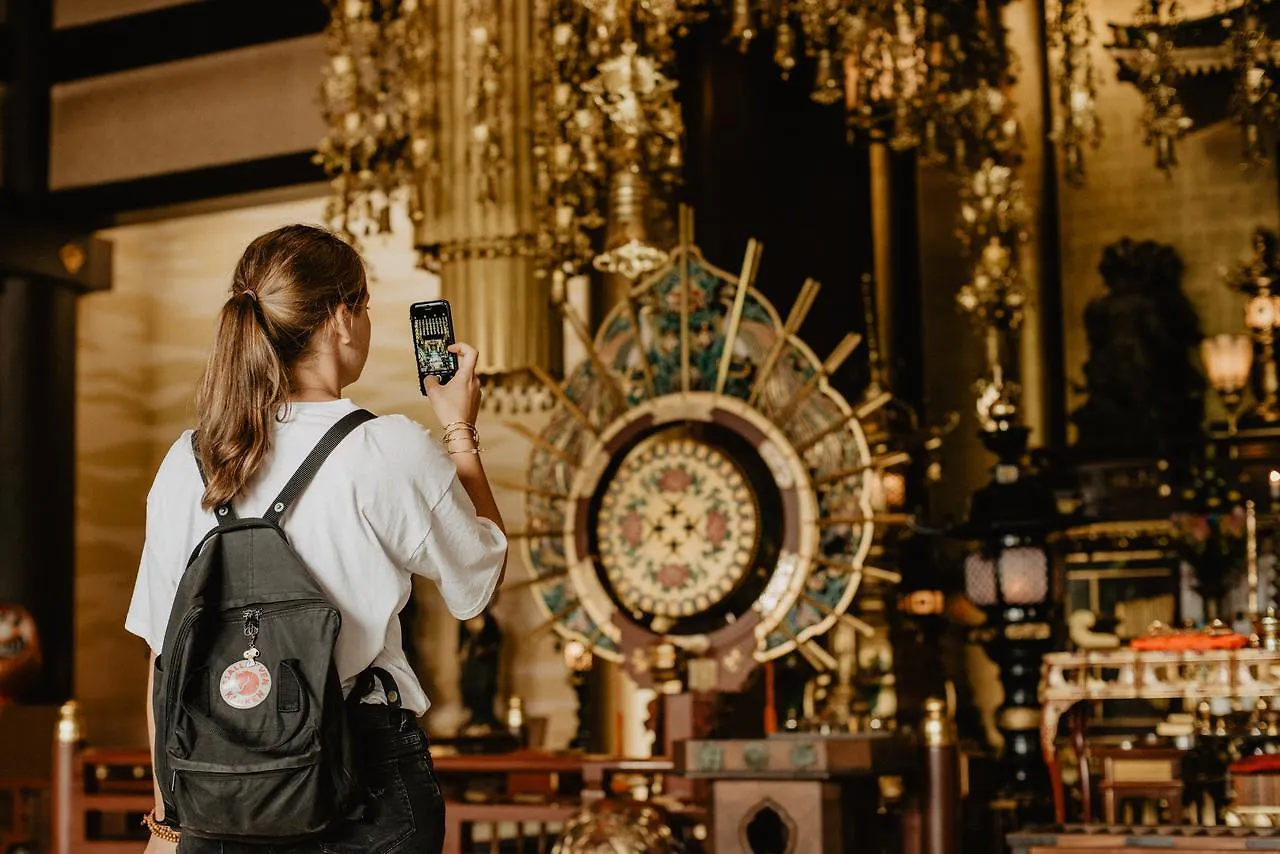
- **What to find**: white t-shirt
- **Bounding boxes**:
[124,398,507,714]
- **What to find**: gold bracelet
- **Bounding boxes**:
[448,446,484,455]
[441,420,475,433]
[142,811,181,843]
[442,430,479,445]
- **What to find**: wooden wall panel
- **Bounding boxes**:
[50,36,325,190]
[54,0,195,28]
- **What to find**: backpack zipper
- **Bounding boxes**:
[163,606,202,792]
[216,599,332,621]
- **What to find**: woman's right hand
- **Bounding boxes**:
[423,342,482,428]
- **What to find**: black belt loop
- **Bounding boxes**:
[350,666,404,727]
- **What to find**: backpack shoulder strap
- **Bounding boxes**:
[190,431,238,526]
[263,408,376,524]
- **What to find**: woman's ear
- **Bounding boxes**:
[332,303,353,345]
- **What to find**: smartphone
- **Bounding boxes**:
[410,299,458,393]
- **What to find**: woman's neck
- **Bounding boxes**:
[289,353,344,402]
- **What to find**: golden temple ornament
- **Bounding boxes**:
[502,208,916,692]
[1046,0,1103,185]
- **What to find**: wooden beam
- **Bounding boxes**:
[48,151,324,227]
[43,0,329,84]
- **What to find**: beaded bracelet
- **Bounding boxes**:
[142,811,181,843]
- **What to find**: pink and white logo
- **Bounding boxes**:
[219,659,272,710]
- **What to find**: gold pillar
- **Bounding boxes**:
[416,0,560,376]
[1004,0,1051,446]
[869,140,894,388]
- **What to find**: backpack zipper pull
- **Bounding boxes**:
[242,609,263,659]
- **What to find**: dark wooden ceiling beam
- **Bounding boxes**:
[49,151,326,228]
[42,0,329,84]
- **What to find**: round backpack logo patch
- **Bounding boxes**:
[219,659,272,710]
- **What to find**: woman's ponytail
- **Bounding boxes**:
[192,225,367,511]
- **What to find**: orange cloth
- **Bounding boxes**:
[1130,632,1249,651]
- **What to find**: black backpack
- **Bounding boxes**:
[152,409,376,842]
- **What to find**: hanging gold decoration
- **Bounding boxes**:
[1046,0,1102,185]
[317,0,440,241]
[531,0,690,284]
[954,157,1031,430]
[1129,0,1193,173]
[1225,0,1280,166]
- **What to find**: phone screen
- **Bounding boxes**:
[410,300,458,393]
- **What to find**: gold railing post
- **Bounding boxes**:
[922,697,960,854]
[51,701,80,854]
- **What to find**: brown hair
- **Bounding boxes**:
[194,224,367,510]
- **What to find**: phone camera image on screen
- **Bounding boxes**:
[410,301,458,394]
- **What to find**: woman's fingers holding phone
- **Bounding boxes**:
[448,342,479,377]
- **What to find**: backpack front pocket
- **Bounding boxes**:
[170,752,330,839]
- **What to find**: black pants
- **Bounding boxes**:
[177,704,445,854]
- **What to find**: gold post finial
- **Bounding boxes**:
[57,701,81,744]
[922,697,955,747]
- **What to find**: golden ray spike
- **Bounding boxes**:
[503,419,577,464]
[814,452,913,485]
[795,412,860,454]
[773,332,863,423]
[715,239,763,396]
[775,619,838,670]
[839,611,879,638]
[530,364,599,436]
[812,556,902,584]
[504,567,571,592]
[559,300,630,408]
[491,479,570,500]
[799,590,876,639]
[854,390,894,421]
[679,205,694,394]
[505,527,560,540]
[817,513,915,527]
[624,298,658,399]
[748,278,821,407]
[531,597,582,635]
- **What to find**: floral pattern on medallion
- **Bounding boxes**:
[597,438,759,618]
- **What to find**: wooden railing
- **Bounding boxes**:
[46,710,697,854]
[0,776,48,852]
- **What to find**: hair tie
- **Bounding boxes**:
[241,289,258,303]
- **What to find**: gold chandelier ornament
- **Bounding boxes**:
[530,0,690,282]
[1225,0,1280,166]
[1130,0,1193,173]
[1046,0,1103,185]
[954,157,1031,430]
[317,0,441,242]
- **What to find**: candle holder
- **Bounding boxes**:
[1201,334,1254,435]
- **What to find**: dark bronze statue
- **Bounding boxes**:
[1071,238,1205,459]
[458,611,503,733]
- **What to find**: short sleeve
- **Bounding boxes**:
[407,473,508,620]
[124,435,191,654]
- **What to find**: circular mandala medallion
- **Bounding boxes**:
[597,438,758,619]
